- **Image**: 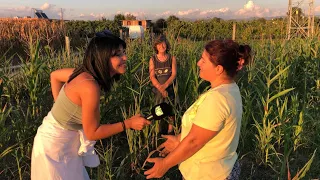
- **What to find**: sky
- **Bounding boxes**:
[0,0,319,20]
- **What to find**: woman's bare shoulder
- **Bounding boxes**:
[66,72,99,93]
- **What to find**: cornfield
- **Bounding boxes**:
[0,23,319,180]
[0,18,65,58]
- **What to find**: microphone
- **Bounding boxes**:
[145,102,173,120]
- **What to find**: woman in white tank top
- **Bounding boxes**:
[31,30,151,179]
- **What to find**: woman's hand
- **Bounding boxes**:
[160,90,168,98]
[156,84,168,98]
[156,84,167,93]
[144,158,169,179]
[125,114,151,130]
[158,135,180,157]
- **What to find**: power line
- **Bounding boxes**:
[287,0,315,39]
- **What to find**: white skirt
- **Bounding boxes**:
[31,112,99,180]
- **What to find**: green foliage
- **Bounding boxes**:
[125,13,136,20]
[166,18,288,41]
[153,18,167,34]
[114,14,125,26]
[166,15,179,24]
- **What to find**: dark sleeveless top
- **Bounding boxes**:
[152,54,172,85]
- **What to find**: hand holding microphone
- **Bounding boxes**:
[125,114,151,130]
[123,102,173,130]
[145,102,173,121]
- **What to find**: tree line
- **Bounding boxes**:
[65,14,320,42]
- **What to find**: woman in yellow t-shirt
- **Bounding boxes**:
[144,40,252,180]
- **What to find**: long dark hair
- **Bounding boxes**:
[205,40,251,77]
[68,33,126,92]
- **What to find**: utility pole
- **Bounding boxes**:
[232,22,236,40]
[31,8,35,18]
[60,8,63,21]
[60,8,66,36]
[287,0,315,39]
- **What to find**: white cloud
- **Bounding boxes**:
[315,6,320,12]
[162,11,171,15]
[75,12,114,20]
[6,6,32,12]
[152,8,231,19]
[0,6,32,18]
[244,1,255,11]
[156,11,171,17]
[235,1,284,18]
[90,13,106,18]
[177,9,200,16]
[127,11,147,18]
[40,3,55,10]
[200,8,230,15]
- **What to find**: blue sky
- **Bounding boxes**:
[0,0,319,20]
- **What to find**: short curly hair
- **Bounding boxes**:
[153,35,171,54]
[205,40,252,78]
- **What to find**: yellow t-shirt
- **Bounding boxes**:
[179,83,242,180]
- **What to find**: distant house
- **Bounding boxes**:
[121,20,152,39]
[122,20,151,30]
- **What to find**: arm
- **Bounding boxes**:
[145,125,218,179]
[81,82,150,141]
[158,133,181,157]
[149,57,162,90]
[164,125,217,167]
[162,92,227,167]
[50,68,75,101]
[145,92,229,179]
[162,56,177,89]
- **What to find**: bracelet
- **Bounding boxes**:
[121,121,126,131]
